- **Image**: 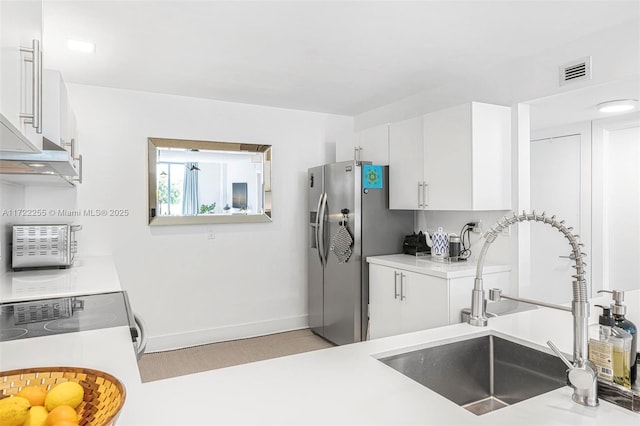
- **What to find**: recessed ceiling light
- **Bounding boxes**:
[67,39,95,53]
[597,99,638,113]
[28,163,45,167]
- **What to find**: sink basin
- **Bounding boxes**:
[378,335,567,415]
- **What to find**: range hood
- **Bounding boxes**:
[0,138,79,185]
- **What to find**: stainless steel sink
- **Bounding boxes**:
[378,335,568,415]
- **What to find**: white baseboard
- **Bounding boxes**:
[144,314,309,353]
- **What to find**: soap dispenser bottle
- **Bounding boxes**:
[610,326,632,388]
[588,305,615,382]
[598,289,638,386]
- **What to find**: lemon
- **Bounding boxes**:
[44,382,84,411]
[24,406,49,426]
[0,396,31,426]
[17,386,48,407]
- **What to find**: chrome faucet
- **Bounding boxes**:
[468,211,598,407]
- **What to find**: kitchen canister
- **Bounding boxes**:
[449,233,461,262]
[431,227,449,257]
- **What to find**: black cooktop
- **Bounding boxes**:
[0,291,136,342]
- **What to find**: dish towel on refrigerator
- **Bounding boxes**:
[331,223,354,263]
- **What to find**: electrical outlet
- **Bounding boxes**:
[206,227,215,239]
[470,220,482,234]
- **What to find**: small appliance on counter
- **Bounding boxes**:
[431,227,449,257]
[448,233,461,262]
[402,231,430,255]
[11,224,82,270]
[409,228,467,263]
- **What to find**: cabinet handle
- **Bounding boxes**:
[71,138,83,184]
[417,182,423,208]
[354,146,363,163]
[400,273,406,300]
[394,271,400,299]
[73,154,83,184]
[423,182,428,207]
[19,39,42,134]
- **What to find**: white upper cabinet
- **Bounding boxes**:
[336,124,389,165]
[43,69,78,156]
[0,0,43,152]
[389,102,511,211]
[335,131,356,162]
[356,124,389,165]
[389,116,424,209]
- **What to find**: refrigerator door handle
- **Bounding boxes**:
[314,193,324,266]
[317,192,328,265]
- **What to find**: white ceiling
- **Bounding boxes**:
[43,0,639,117]
[529,78,640,130]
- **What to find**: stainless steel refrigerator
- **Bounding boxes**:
[308,161,414,345]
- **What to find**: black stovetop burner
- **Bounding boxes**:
[0,291,136,342]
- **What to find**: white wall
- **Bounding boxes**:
[58,84,351,351]
[0,182,25,274]
[602,124,640,291]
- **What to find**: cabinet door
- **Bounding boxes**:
[401,271,449,333]
[423,102,511,211]
[0,0,42,152]
[335,131,356,162]
[368,264,402,339]
[448,276,475,324]
[68,108,78,158]
[42,69,77,154]
[389,116,424,209]
[357,124,389,165]
[423,103,473,210]
[470,102,511,210]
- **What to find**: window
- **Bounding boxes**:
[157,162,185,216]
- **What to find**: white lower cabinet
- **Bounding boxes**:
[369,264,449,339]
[369,262,510,339]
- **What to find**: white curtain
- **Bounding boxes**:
[182,162,199,215]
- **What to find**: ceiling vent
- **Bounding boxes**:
[559,56,592,86]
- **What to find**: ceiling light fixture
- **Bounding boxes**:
[597,99,638,113]
[67,39,95,53]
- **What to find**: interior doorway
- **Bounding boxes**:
[528,134,584,303]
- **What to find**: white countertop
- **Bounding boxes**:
[1,265,637,425]
[0,327,144,423]
[0,256,123,302]
[367,253,511,278]
[2,309,637,426]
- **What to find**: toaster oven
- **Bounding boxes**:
[12,224,82,270]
